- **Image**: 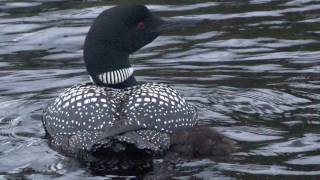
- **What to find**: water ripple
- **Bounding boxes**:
[0,0,320,179]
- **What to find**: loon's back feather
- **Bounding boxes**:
[43,83,197,158]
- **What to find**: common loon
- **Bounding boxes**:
[43,5,233,169]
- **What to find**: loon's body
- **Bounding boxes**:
[44,83,196,157]
[43,5,199,160]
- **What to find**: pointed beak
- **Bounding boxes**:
[155,17,207,34]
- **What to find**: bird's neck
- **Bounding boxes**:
[84,47,138,88]
[89,67,138,89]
[84,27,138,89]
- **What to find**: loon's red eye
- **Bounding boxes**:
[137,21,145,30]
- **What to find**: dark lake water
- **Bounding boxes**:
[1,0,320,179]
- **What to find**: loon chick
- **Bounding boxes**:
[43,5,233,167]
[167,127,235,160]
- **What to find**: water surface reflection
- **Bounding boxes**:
[0,0,320,179]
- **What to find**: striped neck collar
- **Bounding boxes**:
[90,67,134,86]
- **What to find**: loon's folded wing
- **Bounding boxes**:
[50,131,101,160]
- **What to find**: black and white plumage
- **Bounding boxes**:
[44,83,197,157]
[43,4,204,160]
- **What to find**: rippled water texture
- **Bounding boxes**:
[1,0,320,179]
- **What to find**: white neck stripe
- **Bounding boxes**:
[90,67,134,85]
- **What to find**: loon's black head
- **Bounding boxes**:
[84,5,202,88]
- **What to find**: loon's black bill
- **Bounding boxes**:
[156,18,207,34]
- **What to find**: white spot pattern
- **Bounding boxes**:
[43,83,197,157]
